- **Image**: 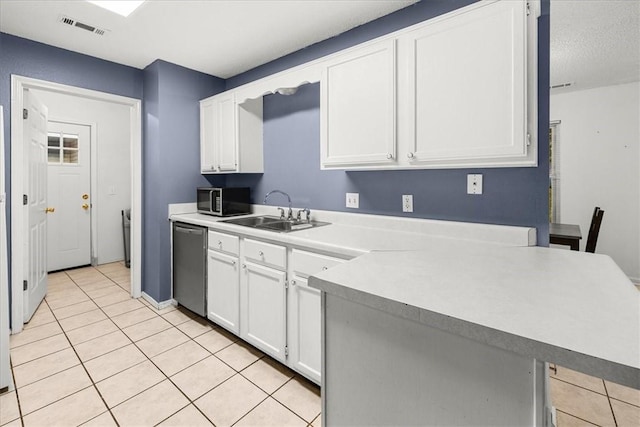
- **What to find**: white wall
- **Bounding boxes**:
[551,82,640,282]
[33,90,132,265]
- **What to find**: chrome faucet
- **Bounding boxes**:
[264,190,293,220]
[297,208,311,222]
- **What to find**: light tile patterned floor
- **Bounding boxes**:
[2,263,321,427]
[550,365,640,427]
[2,263,638,426]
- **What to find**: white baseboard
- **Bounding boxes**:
[140,291,176,310]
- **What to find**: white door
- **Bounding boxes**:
[46,122,91,271]
[240,261,286,362]
[23,90,48,322]
[207,250,240,334]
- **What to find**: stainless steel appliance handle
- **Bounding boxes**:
[174,225,204,235]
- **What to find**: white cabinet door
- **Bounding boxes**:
[288,249,345,384]
[321,39,397,168]
[200,98,217,173]
[401,0,529,166]
[216,93,238,172]
[207,250,240,334]
[288,276,321,383]
[240,261,287,362]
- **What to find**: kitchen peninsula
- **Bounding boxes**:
[309,244,639,426]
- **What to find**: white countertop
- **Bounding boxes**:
[170,206,535,258]
[310,245,640,390]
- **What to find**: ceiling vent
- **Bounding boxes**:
[58,15,108,36]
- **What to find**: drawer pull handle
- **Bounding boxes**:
[259,251,264,257]
[322,266,328,271]
[231,260,236,266]
[242,264,247,269]
[218,240,222,247]
[291,280,296,286]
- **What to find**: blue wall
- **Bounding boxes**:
[227,0,551,242]
[142,60,224,302]
[0,33,144,227]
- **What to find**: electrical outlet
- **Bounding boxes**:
[346,193,359,209]
[467,174,483,195]
[402,194,413,212]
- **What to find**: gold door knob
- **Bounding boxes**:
[82,194,89,200]
[82,203,89,210]
[45,207,55,213]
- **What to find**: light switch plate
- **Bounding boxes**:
[402,195,413,212]
[467,174,483,195]
[346,193,359,209]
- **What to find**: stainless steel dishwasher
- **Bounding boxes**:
[172,222,207,316]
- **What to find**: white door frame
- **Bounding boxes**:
[47,118,98,268]
[10,75,142,333]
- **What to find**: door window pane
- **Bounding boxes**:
[48,148,60,163]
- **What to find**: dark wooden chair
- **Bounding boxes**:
[585,207,604,253]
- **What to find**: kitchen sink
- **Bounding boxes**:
[222,215,282,227]
[222,215,330,233]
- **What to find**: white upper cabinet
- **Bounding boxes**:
[201,0,537,172]
[200,92,263,174]
[200,97,216,173]
[321,0,537,170]
[399,0,532,167]
[321,39,397,168]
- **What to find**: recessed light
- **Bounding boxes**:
[87,1,145,17]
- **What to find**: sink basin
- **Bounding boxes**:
[222,215,330,233]
[222,215,282,227]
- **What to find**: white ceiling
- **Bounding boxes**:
[550,0,640,93]
[1,0,638,89]
[0,0,417,78]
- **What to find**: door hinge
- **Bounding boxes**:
[23,194,28,205]
[526,2,531,16]
[526,133,531,146]
[284,346,289,357]
[23,108,28,119]
[285,280,289,289]
[23,280,28,291]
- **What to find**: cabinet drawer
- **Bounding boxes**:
[243,239,286,270]
[291,249,345,278]
[208,230,239,256]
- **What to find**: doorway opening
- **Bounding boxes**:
[10,75,142,333]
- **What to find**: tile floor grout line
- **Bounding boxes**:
[551,375,610,398]
[8,357,26,427]
[8,265,128,425]
[71,273,218,425]
[555,409,600,427]
[49,270,127,425]
[602,379,620,427]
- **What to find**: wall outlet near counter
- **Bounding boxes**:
[467,174,483,195]
[346,193,359,209]
[402,195,413,212]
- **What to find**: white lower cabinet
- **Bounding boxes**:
[240,239,288,362]
[207,231,240,334]
[207,250,240,334]
[204,230,347,384]
[288,249,345,383]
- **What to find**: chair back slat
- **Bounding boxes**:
[585,207,604,253]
